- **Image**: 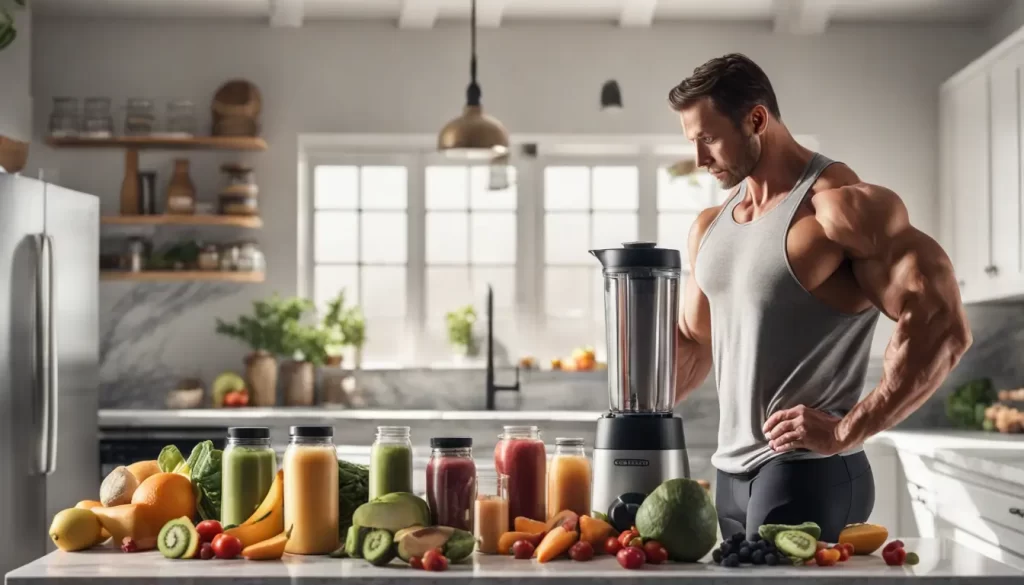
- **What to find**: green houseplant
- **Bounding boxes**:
[321,289,367,369]
[215,295,311,406]
[446,304,478,359]
[0,1,26,52]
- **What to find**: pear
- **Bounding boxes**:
[50,508,103,552]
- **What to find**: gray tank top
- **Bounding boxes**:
[693,153,880,474]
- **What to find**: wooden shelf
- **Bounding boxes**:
[101,271,265,283]
[101,215,263,228]
[46,135,268,151]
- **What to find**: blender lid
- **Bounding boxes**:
[589,241,682,270]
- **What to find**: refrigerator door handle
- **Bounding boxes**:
[45,234,57,475]
[34,234,57,476]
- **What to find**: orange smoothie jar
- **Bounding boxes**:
[283,426,339,555]
[473,474,509,554]
[546,438,591,519]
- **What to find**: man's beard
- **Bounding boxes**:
[715,133,761,189]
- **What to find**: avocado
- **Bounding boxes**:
[352,494,430,532]
[442,529,478,563]
[395,527,455,562]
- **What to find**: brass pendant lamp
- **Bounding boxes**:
[437,0,509,160]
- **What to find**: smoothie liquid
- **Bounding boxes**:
[494,426,546,524]
[221,427,277,527]
[426,438,476,531]
[284,426,339,555]
[369,426,413,499]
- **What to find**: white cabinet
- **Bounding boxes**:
[941,38,1024,303]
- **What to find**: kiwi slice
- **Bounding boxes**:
[345,525,369,559]
[774,529,817,560]
[362,529,396,566]
[158,516,200,559]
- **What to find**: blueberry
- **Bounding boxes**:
[755,541,768,551]
[751,550,765,565]
[724,554,740,567]
[765,553,778,566]
[731,532,745,543]
[750,533,762,542]
[712,549,723,563]
[739,547,751,562]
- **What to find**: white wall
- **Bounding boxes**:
[29,19,989,375]
[0,5,31,144]
[988,1,1024,49]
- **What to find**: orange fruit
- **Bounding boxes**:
[126,460,162,484]
[131,472,195,524]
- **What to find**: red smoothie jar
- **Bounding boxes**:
[426,437,477,530]
[494,426,547,525]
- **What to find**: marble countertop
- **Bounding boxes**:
[867,430,1024,486]
[98,408,607,428]
[6,538,1021,585]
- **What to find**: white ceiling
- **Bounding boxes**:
[32,0,1010,32]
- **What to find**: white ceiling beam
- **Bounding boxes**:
[477,0,507,28]
[771,0,833,35]
[619,0,657,28]
[398,0,440,29]
[269,0,303,28]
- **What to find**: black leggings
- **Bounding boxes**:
[715,451,874,543]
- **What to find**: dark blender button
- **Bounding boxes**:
[608,492,647,533]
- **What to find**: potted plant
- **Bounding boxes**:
[215,294,309,406]
[446,304,478,362]
[280,317,331,407]
[321,289,367,369]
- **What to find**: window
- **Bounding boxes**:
[542,164,639,359]
[312,163,410,365]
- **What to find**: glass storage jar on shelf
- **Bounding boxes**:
[219,243,240,271]
[236,242,264,272]
[124,98,155,136]
[198,244,220,271]
[165,99,197,136]
[218,163,259,216]
[82,97,113,138]
[49,97,80,137]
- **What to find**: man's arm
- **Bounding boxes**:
[766,183,972,453]
[675,207,718,403]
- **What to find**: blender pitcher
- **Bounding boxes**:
[590,242,682,414]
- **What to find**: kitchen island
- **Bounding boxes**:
[5,538,1022,585]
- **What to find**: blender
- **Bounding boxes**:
[589,241,690,532]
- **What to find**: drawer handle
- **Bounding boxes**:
[1011,508,1024,518]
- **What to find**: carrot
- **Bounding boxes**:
[514,517,548,535]
[536,527,579,563]
[579,515,615,546]
[497,531,544,555]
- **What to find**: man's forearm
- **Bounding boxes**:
[675,329,713,403]
[835,308,972,448]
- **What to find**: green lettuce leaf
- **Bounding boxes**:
[158,445,186,474]
[186,441,223,521]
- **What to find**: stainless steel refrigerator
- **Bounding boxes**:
[0,174,99,576]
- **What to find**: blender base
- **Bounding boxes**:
[590,413,690,532]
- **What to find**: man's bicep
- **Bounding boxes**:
[680,271,712,344]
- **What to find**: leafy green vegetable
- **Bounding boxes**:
[945,378,997,429]
[158,445,187,474]
[186,441,223,521]
[338,459,369,536]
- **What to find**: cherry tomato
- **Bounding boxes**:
[235,391,250,406]
[511,540,535,560]
[211,533,242,559]
[839,542,855,557]
[618,530,639,548]
[833,545,850,562]
[195,520,223,543]
[617,546,646,570]
[423,548,448,571]
[815,548,840,567]
[883,540,905,555]
[643,541,668,564]
[409,556,423,569]
[199,543,215,560]
[120,538,138,553]
[604,537,623,556]
[883,546,907,566]
[569,541,594,562]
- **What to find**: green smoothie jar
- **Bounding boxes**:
[369,426,413,499]
[221,427,277,526]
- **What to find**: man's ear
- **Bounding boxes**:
[749,105,769,136]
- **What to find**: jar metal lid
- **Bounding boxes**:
[555,437,585,446]
[290,425,333,437]
[228,426,270,439]
[430,437,472,449]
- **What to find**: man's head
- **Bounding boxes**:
[668,53,780,188]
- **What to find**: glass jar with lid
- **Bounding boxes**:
[166,99,197,136]
[284,426,339,554]
[546,437,591,518]
[494,425,546,524]
[221,427,277,528]
[426,437,476,531]
[236,241,264,272]
[369,426,413,500]
[198,243,220,271]
[82,97,113,138]
[49,97,80,137]
[124,98,155,136]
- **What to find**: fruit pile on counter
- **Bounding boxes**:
[47,423,915,573]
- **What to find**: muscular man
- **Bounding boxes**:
[667,54,972,541]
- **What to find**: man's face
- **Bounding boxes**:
[679,98,761,189]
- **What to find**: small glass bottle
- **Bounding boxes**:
[546,438,591,519]
[494,425,546,525]
[284,426,339,555]
[369,426,413,500]
[426,437,476,531]
[221,427,277,528]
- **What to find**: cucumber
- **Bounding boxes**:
[345,525,369,559]
[362,529,396,567]
[758,522,821,543]
[774,530,817,560]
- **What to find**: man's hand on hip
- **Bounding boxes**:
[763,405,845,455]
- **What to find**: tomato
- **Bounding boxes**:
[199,543,215,560]
[617,546,646,570]
[409,556,423,569]
[423,548,448,572]
[604,537,623,556]
[196,520,223,543]
[883,546,907,566]
[839,542,856,557]
[833,545,850,562]
[511,540,535,560]
[815,548,840,567]
[211,533,242,559]
[618,529,639,548]
[235,391,250,406]
[642,541,668,564]
[569,541,594,562]
[883,540,905,555]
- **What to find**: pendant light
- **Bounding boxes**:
[600,80,623,111]
[437,0,509,160]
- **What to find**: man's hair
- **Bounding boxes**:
[667,53,781,127]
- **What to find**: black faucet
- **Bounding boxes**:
[485,284,519,410]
